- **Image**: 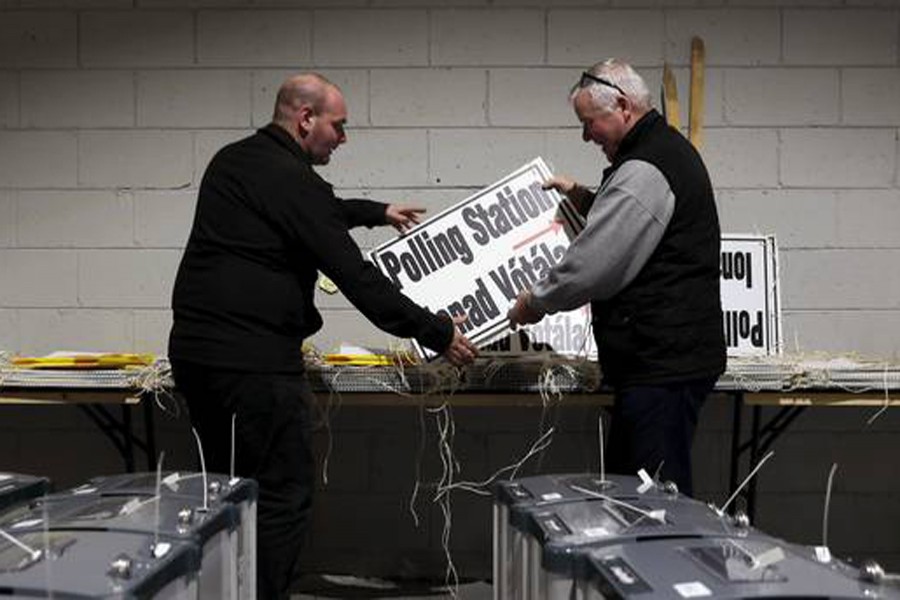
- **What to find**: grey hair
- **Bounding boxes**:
[570,59,652,113]
[272,73,340,122]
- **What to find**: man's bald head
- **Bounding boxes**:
[272,73,341,124]
[272,73,348,165]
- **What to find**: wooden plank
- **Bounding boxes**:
[689,36,705,150]
[745,392,899,407]
[662,63,681,131]
[0,389,141,405]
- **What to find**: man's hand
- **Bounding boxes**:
[442,315,478,366]
[508,290,543,328]
[543,176,592,211]
[385,204,426,234]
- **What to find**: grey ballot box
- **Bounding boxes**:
[494,473,764,600]
[518,491,749,599]
[0,527,200,599]
[0,491,240,600]
[0,473,50,514]
[493,473,689,600]
[61,472,257,600]
[577,536,900,599]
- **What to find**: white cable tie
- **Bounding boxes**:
[154,451,165,548]
[191,427,209,511]
[822,462,838,549]
[0,527,41,560]
[230,413,237,481]
[569,484,666,523]
[598,414,606,484]
[718,450,775,516]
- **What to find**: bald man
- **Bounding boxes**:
[169,73,476,598]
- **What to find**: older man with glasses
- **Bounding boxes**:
[508,59,726,497]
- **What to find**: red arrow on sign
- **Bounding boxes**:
[513,219,566,251]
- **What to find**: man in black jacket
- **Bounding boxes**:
[509,60,725,497]
[169,73,477,599]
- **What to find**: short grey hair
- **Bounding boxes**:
[570,59,652,113]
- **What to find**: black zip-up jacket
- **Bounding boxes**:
[591,110,726,387]
[169,124,453,372]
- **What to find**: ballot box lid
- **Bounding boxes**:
[581,535,900,599]
[67,471,258,506]
[514,492,748,566]
[1,493,239,546]
[0,528,199,598]
[494,473,679,509]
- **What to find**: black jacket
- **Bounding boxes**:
[169,124,453,372]
[591,111,726,387]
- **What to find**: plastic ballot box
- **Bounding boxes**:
[493,473,683,600]
[522,494,750,599]
[1,491,240,600]
[61,472,257,600]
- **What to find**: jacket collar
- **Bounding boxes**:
[612,109,661,164]
[602,109,661,181]
[260,123,313,165]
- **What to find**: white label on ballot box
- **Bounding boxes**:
[674,582,712,598]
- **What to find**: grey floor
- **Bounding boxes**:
[292,580,493,599]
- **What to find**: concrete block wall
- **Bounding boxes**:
[2,0,900,585]
[0,0,900,357]
[2,2,896,359]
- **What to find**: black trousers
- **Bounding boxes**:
[171,360,315,600]
[606,378,714,497]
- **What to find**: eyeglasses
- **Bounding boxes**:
[575,72,628,97]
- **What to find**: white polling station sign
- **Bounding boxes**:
[369,158,583,360]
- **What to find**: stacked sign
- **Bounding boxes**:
[720,235,781,356]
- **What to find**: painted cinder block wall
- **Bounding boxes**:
[1,0,900,582]
[2,1,900,358]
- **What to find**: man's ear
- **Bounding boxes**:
[296,104,316,138]
[617,95,635,121]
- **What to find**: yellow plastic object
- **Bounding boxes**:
[323,352,417,367]
[11,353,156,370]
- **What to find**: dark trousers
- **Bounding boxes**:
[171,360,315,600]
[606,379,714,497]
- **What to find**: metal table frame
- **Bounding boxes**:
[0,387,159,473]
[728,390,899,520]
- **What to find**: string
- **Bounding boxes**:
[865,362,892,426]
